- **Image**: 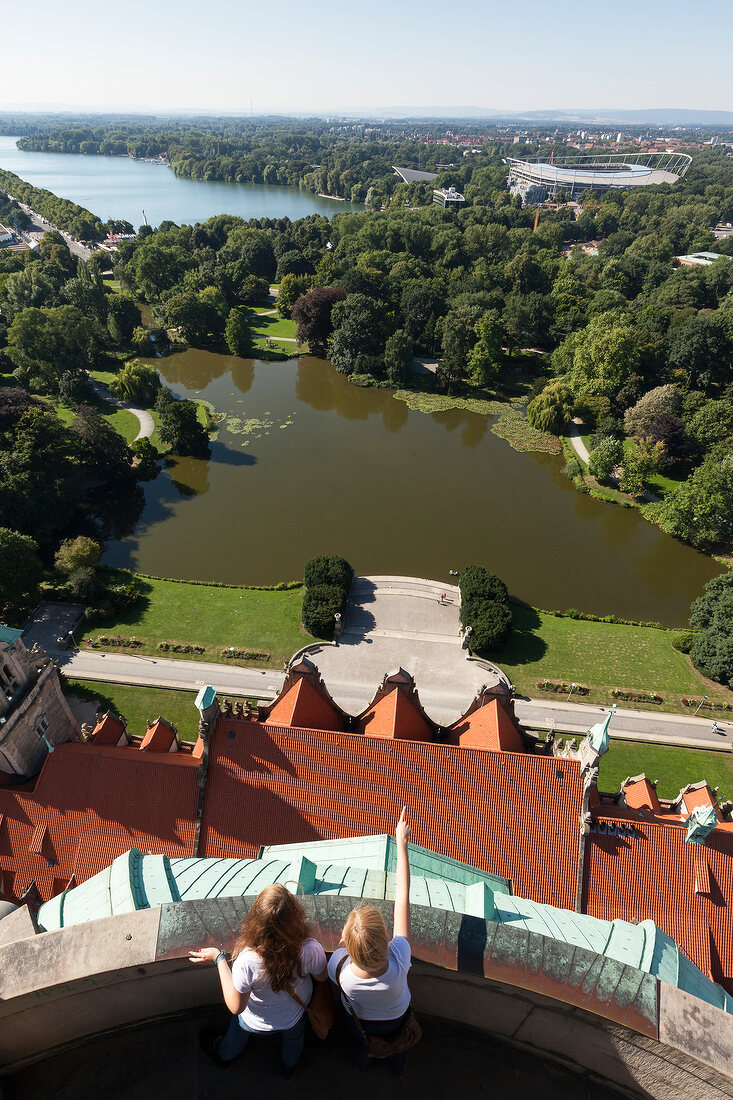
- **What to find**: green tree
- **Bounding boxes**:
[109,360,161,403]
[276,273,312,319]
[0,527,42,615]
[624,385,679,438]
[619,439,664,498]
[155,389,210,457]
[467,314,504,387]
[383,329,414,386]
[224,307,253,356]
[689,574,733,687]
[588,437,622,482]
[5,305,96,392]
[658,453,733,551]
[108,294,142,343]
[526,382,574,434]
[562,314,641,400]
[54,536,102,576]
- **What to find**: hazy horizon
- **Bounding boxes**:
[3,0,731,118]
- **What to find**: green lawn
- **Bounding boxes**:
[598,740,733,802]
[87,574,312,667]
[64,678,254,743]
[497,604,733,714]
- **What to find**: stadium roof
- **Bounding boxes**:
[506,152,692,194]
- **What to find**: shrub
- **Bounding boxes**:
[303,555,352,593]
[459,564,512,655]
[671,629,696,654]
[469,600,512,653]
[302,584,344,639]
[563,458,582,480]
[588,437,622,482]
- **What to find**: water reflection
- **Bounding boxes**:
[105,354,722,625]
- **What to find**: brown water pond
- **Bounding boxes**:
[103,350,722,626]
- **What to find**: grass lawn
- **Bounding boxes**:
[64,678,253,743]
[598,740,733,802]
[497,604,733,714]
[88,574,312,667]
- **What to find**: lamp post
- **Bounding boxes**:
[694,695,708,716]
[568,682,577,699]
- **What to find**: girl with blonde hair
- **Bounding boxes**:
[328,806,415,1076]
[190,883,327,1078]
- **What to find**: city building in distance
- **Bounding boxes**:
[506,150,693,202]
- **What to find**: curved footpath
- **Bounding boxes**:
[89,380,154,441]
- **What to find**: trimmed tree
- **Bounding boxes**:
[302,584,344,639]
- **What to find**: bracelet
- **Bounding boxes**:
[215,951,227,965]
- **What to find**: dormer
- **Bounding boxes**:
[91,712,129,748]
[139,718,179,753]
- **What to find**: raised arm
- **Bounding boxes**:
[393,805,411,940]
[189,946,249,1015]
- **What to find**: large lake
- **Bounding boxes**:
[0,135,361,226]
[103,351,720,626]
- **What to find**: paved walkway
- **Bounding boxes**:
[568,417,590,463]
[307,576,505,724]
[89,379,154,441]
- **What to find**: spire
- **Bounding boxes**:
[588,704,616,756]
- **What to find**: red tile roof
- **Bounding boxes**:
[682,784,717,813]
[449,699,524,752]
[358,687,434,742]
[0,742,199,901]
[140,718,178,753]
[91,714,127,747]
[198,717,582,908]
[622,777,661,814]
[585,815,733,991]
[265,677,345,733]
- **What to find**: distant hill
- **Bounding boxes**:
[338,106,733,126]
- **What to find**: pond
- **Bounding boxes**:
[102,351,721,625]
[0,135,362,226]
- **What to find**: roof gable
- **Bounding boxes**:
[359,687,433,741]
[265,676,344,733]
[449,698,524,752]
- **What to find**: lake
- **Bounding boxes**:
[103,351,721,625]
[0,135,362,226]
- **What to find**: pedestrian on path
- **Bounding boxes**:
[713,721,724,735]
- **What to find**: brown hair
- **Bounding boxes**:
[342,906,389,972]
[233,884,312,992]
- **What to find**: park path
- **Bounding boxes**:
[89,379,154,441]
[568,418,590,463]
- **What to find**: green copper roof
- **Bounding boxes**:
[195,686,217,711]
[0,625,22,649]
[260,836,513,894]
[34,836,733,1017]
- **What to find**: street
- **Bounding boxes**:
[51,647,732,751]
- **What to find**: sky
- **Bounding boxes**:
[2,0,731,115]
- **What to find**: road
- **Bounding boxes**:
[14,201,92,260]
[54,648,732,751]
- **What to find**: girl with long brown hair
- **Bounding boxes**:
[189,883,327,1077]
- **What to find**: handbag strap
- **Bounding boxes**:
[286,986,308,1011]
[335,955,367,1039]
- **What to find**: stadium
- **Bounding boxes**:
[505,151,692,201]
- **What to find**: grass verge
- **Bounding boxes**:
[599,740,733,801]
[87,573,312,667]
[64,678,254,743]
[496,604,733,715]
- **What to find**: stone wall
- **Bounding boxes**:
[1,896,732,1097]
[0,639,79,777]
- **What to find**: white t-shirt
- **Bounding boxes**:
[328,936,411,1021]
[232,937,326,1032]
